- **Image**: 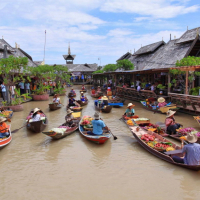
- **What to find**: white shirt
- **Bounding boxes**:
[136,81,140,86]
[32,114,41,122]
[10,86,16,95]
[53,97,60,103]
[151,85,154,91]
[137,86,141,91]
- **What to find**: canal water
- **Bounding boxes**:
[1,86,200,200]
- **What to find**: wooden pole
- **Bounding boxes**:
[185,71,188,95]
[168,73,171,93]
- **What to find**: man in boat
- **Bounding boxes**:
[68,97,80,107]
[84,112,109,135]
[172,133,200,165]
[81,84,86,90]
[124,103,136,117]
[65,109,77,127]
[98,96,108,109]
[80,92,87,102]
[157,97,167,107]
[0,117,9,138]
[165,110,181,135]
[53,94,61,105]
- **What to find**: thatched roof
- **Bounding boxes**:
[175,27,200,44]
[63,54,76,60]
[143,39,192,70]
[61,63,98,72]
[116,52,132,61]
[134,41,165,55]
[0,39,37,67]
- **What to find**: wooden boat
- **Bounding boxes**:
[94,100,112,113]
[68,92,76,97]
[26,110,48,133]
[80,89,87,93]
[109,97,125,108]
[42,116,81,139]
[91,92,103,98]
[49,103,61,111]
[130,126,200,170]
[0,125,12,149]
[76,100,88,106]
[140,101,179,114]
[194,116,200,126]
[79,116,111,144]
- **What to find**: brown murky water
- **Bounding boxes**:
[1,86,200,200]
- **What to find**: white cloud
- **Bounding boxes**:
[100,0,199,19]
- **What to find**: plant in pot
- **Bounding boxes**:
[29,65,56,101]
[157,84,166,95]
[0,56,31,111]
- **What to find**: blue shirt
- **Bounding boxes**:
[125,108,135,117]
[1,84,6,92]
[69,98,75,104]
[19,82,24,89]
[25,83,30,89]
[182,143,200,165]
[92,120,106,135]
[81,96,85,101]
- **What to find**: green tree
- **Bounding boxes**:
[93,70,104,74]
[116,59,134,70]
[103,64,117,72]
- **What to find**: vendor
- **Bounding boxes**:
[0,117,9,138]
[172,133,200,165]
[82,84,86,90]
[165,110,181,135]
[80,92,87,102]
[65,109,76,127]
[28,108,42,122]
[91,87,96,95]
[70,88,76,94]
[124,103,135,117]
[157,97,167,107]
[53,94,61,105]
[69,96,76,107]
[84,112,109,135]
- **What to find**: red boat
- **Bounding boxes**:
[79,116,111,144]
[0,125,12,148]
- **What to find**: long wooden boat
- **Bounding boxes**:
[91,92,103,98]
[0,125,12,149]
[42,117,81,139]
[68,92,76,97]
[94,104,112,113]
[130,126,200,170]
[109,98,125,108]
[76,100,88,106]
[79,116,111,144]
[49,103,61,111]
[140,101,179,114]
[26,110,48,133]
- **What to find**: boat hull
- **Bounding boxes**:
[0,125,12,148]
[49,103,61,111]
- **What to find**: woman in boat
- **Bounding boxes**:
[91,87,96,95]
[84,112,109,135]
[68,97,80,107]
[165,110,181,135]
[157,97,167,107]
[70,88,76,95]
[0,117,9,138]
[124,103,135,117]
[172,133,200,165]
[53,94,61,105]
[65,109,76,127]
[27,108,43,124]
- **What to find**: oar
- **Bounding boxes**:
[109,129,118,140]
[12,124,27,133]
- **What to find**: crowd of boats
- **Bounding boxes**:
[1,85,200,171]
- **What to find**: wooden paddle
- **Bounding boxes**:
[12,124,27,133]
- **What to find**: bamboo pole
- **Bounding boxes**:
[168,73,171,93]
[185,71,188,95]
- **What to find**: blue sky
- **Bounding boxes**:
[0,0,199,66]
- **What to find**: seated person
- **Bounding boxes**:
[91,87,96,95]
[53,94,61,105]
[69,97,76,107]
[84,112,109,135]
[157,97,167,107]
[28,108,42,123]
[97,86,101,93]
[165,110,181,135]
[80,92,87,102]
[124,103,135,117]
[172,133,200,165]
[65,109,76,127]
[98,96,108,108]
[70,88,76,94]
[82,84,86,90]
[0,117,9,138]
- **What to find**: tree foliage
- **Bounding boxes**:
[103,64,118,72]
[176,56,200,67]
[116,59,134,70]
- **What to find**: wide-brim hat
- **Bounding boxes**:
[166,110,176,118]
[127,103,135,108]
[187,133,197,143]
[94,111,100,119]
[101,96,108,100]
[33,108,41,114]
[66,109,74,115]
[81,92,84,94]
[0,117,6,123]
[158,97,165,103]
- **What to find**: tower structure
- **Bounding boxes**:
[63,43,76,64]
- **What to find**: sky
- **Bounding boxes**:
[0,0,200,66]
